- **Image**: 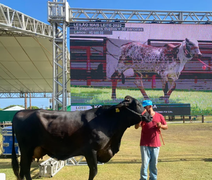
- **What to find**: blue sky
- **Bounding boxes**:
[0,0,211,109]
[1,0,212,24]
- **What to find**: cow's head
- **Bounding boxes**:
[183,38,202,59]
[116,96,152,124]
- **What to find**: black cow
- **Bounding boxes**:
[12,96,152,180]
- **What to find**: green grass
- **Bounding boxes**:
[1,122,212,180]
[70,86,212,115]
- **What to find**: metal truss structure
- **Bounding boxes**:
[0,93,52,98]
[0,3,54,101]
[69,8,212,24]
[39,158,66,177]
[0,3,52,38]
[48,0,70,111]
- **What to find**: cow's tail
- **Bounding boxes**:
[12,124,20,179]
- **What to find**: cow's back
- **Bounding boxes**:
[13,110,39,133]
[13,110,44,147]
[120,42,177,72]
[13,109,101,159]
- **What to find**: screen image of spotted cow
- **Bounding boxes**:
[111,38,203,103]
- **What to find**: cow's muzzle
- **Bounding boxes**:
[196,53,202,58]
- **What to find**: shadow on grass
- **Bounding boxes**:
[0,162,12,169]
[107,157,212,164]
[158,157,212,163]
[203,158,212,162]
[108,161,141,164]
[0,161,40,167]
[0,161,40,179]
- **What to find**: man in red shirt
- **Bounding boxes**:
[135,100,168,180]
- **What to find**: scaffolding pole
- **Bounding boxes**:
[48,0,69,111]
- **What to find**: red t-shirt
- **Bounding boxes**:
[140,112,167,147]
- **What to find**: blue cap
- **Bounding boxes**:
[142,100,153,107]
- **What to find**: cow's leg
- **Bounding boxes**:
[134,72,149,99]
[163,82,170,103]
[160,78,176,103]
[159,77,169,103]
[111,78,118,99]
[111,71,119,99]
[161,81,168,97]
[166,79,176,100]
[19,148,33,180]
[84,150,98,180]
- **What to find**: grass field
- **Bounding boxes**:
[1,122,212,180]
[70,86,212,115]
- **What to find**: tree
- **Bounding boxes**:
[27,106,39,109]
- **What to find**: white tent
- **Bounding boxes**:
[4,106,25,111]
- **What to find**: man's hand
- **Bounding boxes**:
[157,122,168,130]
[157,122,162,128]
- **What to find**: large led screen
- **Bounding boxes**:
[70,22,212,115]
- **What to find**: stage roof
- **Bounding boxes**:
[0,3,55,94]
[0,35,53,93]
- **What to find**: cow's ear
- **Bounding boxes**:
[116,96,132,108]
[124,96,131,102]
[165,43,180,50]
[186,38,189,42]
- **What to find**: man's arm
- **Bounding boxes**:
[157,122,168,130]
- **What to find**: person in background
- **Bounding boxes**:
[135,100,168,180]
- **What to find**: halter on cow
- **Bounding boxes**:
[12,95,152,180]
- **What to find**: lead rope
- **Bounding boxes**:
[159,129,165,145]
[197,58,212,68]
[153,119,165,145]
[141,109,146,116]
